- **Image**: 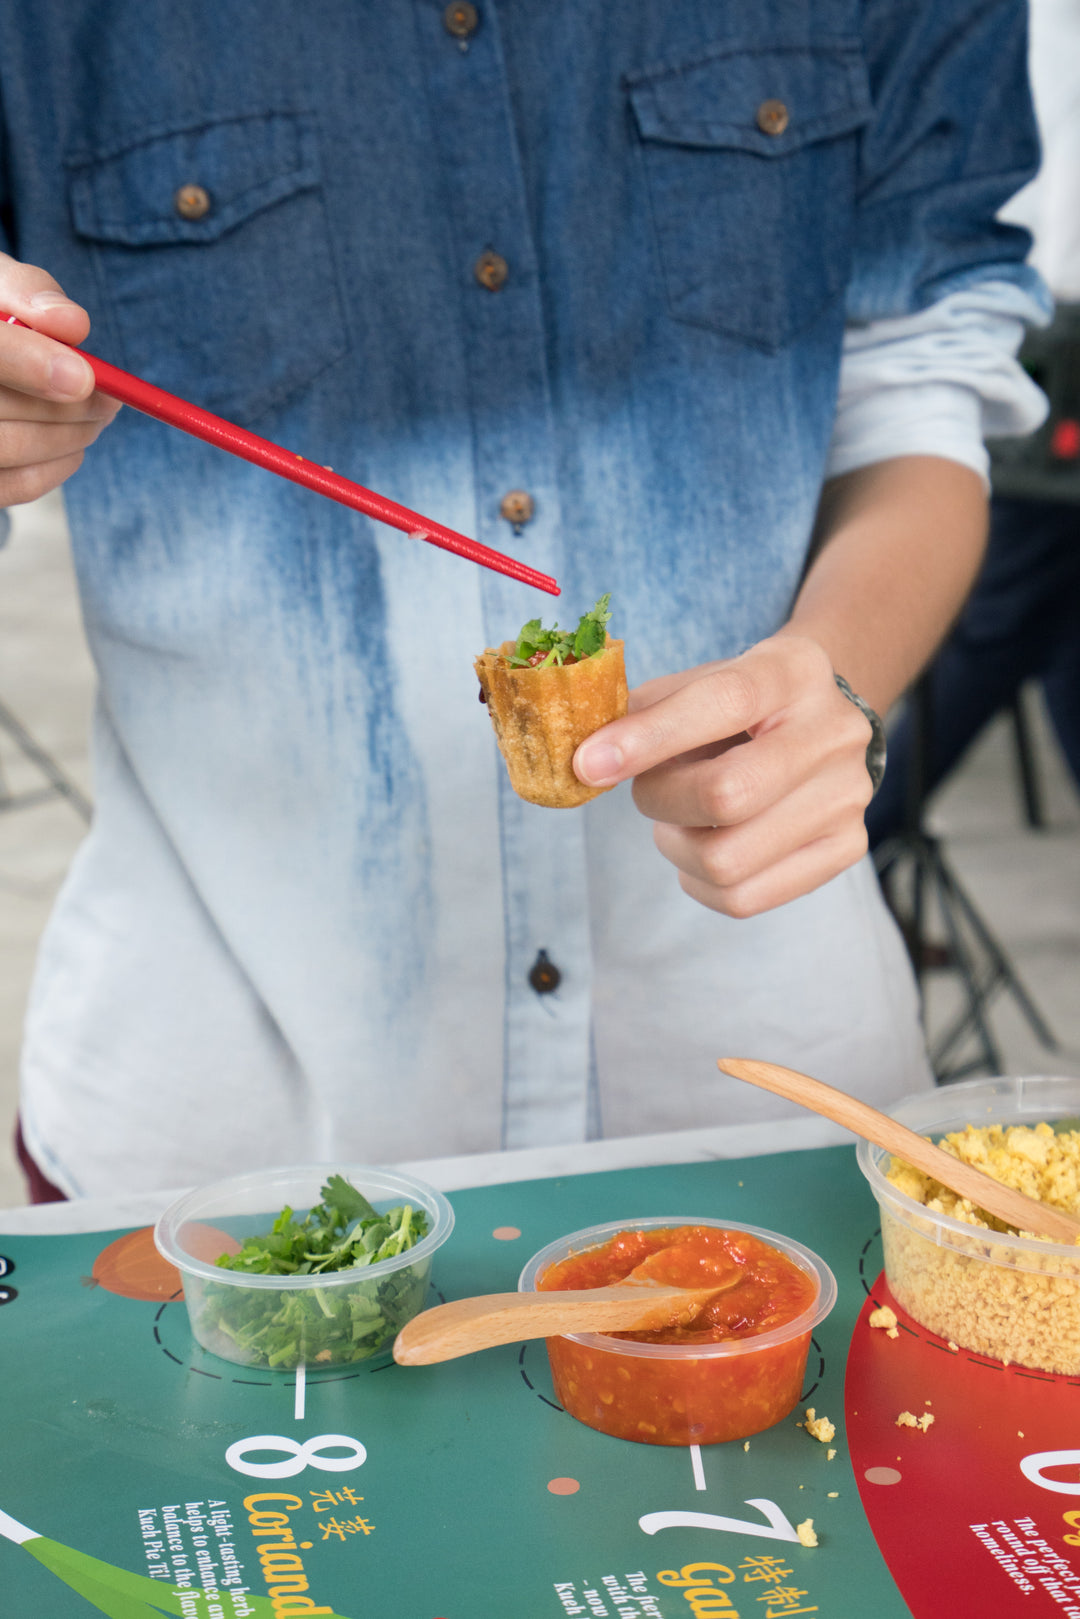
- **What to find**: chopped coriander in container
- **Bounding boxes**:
[155,1165,454,1370]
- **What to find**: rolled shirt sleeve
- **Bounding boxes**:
[826,278,1053,484]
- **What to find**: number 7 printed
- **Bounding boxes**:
[639,1499,802,1543]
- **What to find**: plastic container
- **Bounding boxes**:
[155,1164,454,1370]
[856,1075,1080,1372]
[519,1217,836,1447]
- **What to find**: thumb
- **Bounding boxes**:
[0,251,91,345]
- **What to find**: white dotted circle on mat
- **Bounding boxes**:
[492,1226,521,1241]
[864,1467,902,1486]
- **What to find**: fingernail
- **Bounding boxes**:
[576,739,623,785]
[48,351,93,398]
[29,289,74,310]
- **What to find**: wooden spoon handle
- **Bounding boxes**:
[393,1284,717,1366]
[717,1057,1080,1246]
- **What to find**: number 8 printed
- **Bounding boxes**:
[225,1433,368,1479]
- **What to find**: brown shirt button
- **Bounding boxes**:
[756,99,790,136]
[175,183,211,220]
[528,950,561,994]
[474,249,509,291]
[499,490,535,528]
[443,2,479,39]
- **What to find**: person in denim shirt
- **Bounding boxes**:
[0,2,1051,1197]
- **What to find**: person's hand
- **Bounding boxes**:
[0,252,120,506]
[573,633,874,917]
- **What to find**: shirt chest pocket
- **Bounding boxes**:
[66,112,348,424]
[626,42,871,351]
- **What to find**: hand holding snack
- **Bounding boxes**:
[475,594,628,808]
[573,632,873,916]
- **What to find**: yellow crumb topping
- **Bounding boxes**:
[801,1408,836,1443]
[896,1410,935,1432]
[886,1122,1080,1238]
[869,1304,900,1338]
[796,1519,818,1548]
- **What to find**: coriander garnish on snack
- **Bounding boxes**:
[475,594,628,808]
[506,593,615,668]
[202,1174,431,1368]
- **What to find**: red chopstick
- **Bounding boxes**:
[1,312,559,596]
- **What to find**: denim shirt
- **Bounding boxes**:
[1,1,1043,1193]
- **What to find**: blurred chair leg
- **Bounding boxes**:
[1010,687,1046,830]
[0,697,92,823]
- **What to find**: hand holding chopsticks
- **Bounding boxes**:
[0,310,559,597]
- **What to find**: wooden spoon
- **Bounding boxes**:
[717,1057,1080,1245]
[394,1279,727,1366]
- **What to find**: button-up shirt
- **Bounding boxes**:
[0,0,1047,1194]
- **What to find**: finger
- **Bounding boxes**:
[0,320,96,403]
[0,415,117,471]
[0,381,119,424]
[626,659,730,714]
[676,820,870,918]
[652,756,871,894]
[0,449,86,507]
[0,254,95,402]
[0,251,91,342]
[577,662,766,787]
[575,639,831,789]
[632,694,872,827]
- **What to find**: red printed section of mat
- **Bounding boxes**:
[846,1273,1080,1615]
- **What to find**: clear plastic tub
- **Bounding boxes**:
[155,1164,454,1370]
[519,1217,836,1447]
[856,1075,1080,1372]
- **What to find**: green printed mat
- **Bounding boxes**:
[0,1148,905,1617]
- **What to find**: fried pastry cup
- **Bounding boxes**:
[475,637,628,808]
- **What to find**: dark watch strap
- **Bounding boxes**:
[834,673,887,796]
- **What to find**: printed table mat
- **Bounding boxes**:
[3,1145,1080,1617]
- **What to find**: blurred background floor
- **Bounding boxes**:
[0,492,94,1207]
[1,491,1079,1208]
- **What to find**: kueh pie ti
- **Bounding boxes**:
[475,595,628,808]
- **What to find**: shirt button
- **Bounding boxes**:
[499,490,535,528]
[443,1,479,38]
[528,950,561,995]
[474,250,509,291]
[174,183,211,220]
[756,99,790,136]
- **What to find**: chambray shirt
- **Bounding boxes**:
[0,1,1046,1195]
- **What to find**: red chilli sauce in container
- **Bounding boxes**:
[519,1218,837,1446]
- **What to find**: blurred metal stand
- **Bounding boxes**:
[873,675,1057,1082]
[0,696,91,823]
[1009,688,1047,830]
